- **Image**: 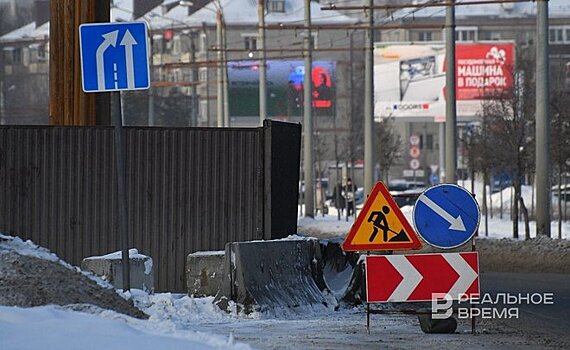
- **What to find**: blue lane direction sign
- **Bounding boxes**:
[413,184,480,249]
[79,22,150,92]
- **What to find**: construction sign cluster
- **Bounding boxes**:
[342,182,481,307]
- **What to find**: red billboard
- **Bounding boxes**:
[375,42,516,118]
[455,43,515,100]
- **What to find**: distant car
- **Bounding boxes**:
[552,184,570,201]
[388,180,426,207]
[354,187,364,205]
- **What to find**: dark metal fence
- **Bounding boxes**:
[0,120,301,291]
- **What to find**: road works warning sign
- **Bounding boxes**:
[342,182,422,251]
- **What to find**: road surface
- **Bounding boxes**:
[480,272,570,345]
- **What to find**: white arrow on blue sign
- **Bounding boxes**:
[79,22,150,92]
[412,184,480,249]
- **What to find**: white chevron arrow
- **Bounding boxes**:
[443,253,478,299]
[388,255,423,302]
[96,30,119,90]
[418,194,466,231]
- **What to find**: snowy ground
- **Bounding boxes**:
[300,182,570,240]
[1,182,569,349]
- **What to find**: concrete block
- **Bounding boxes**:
[186,250,225,297]
[82,249,154,292]
[217,239,336,313]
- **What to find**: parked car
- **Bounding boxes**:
[388,179,426,207]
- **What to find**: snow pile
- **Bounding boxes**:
[0,304,250,350]
[0,233,114,288]
[477,235,570,274]
[0,233,146,319]
[0,233,71,265]
[0,234,252,349]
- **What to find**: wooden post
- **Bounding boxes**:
[49,0,110,125]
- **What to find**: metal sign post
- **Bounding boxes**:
[112,92,130,292]
[79,21,150,292]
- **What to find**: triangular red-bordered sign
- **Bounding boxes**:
[342,181,422,251]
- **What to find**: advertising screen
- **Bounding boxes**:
[228,60,335,118]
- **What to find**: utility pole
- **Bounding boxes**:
[49,0,110,125]
[445,0,457,183]
[303,0,314,218]
[223,20,230,127]
[364,0,375,195]
[536,0,551,237]
[202,23,211,126]
[191,32,198,127]
[258,0,267,124]
[216,10,224,127]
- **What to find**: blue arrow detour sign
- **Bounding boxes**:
[413,184,480,249]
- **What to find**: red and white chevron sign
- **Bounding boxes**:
[365,252,479,302]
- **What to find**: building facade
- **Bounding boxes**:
[2,0,570,187]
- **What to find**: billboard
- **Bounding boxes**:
[455,43,514,100]
[375,42,515,119]
[228,60,335,118]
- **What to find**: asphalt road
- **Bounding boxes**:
[480,272,570,339]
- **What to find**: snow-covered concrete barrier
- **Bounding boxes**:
[186,250,225,297]
[215,239,336,313]
[81,249,154,292]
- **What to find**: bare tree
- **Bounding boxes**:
[549,64,570,238]
[472,50,536,239]
[375,117,402,183]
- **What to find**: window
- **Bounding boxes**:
[483,31,501,41]
[12,48,22,64]
[3,48,13,64]
[152,34,164,53]
[199,67,208,82]
[454,27,478,42]
[244,36,257,51]
[199,101,209,124]
[267,0,285,13]
[199,33,207,53]
[418,31,433,42]
[37,44,47,60]
[171,35,181,55]
[549,26,570,44]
